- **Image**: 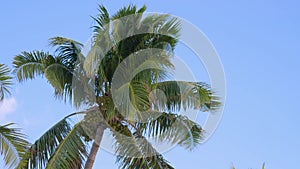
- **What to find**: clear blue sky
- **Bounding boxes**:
[1,0,299,168]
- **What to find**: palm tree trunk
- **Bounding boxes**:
[84,123,105,169]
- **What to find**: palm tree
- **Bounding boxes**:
[13,5,220,169]
[0,64,28,168]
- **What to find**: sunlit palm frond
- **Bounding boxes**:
[0,64,12,101]
[0,123,29,169]
[45,123,88,169]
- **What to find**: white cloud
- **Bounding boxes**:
[0,97,17,123]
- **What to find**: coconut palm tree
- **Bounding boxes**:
[13,5,220,169]
[0,64,28,168]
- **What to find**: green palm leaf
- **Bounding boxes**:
[0,64,13,101]
[84,5,179,81]
[13,51,49,82]
[13,38,82,102]
[17,112,85,169]
[49,37,83,71]
[46,123,88,169]
[153,81,220,112]
[0,123,29,169]
[136,112,203,150]
[111,121,174,169]
[92,5,110,34]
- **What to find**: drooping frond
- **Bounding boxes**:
[137,112,203,150]
[43,57,74,101]
[49,37,83,70]
[13,51,49,82]
[0,123,29,169]
[17,113,83,169]
[45,123,88,169]
[152,81,220,112]
[0,64,12,101]
[48,37,84,101]
[110,121,174,169]
[13,39,81,102]
[117,150,174,169]
[49,37,83,48]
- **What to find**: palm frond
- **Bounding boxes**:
[13,39,81,102]
[140,14,180,50]
[85,6,180,85]
[13,51,49,82]
[111,5,146,20]
[0,123,29,169]
[92,5,110,34]
[152,81,220,112]
[49,37,83,70]
[49,36,83,47]
[45,123,88,169]
[137,112,203,150]
[110,121,174,169]
[111,50,174,120]
[44,59,73,101]
[17,113,82,169]
[0,64,12,101]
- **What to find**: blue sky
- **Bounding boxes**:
[1,0,299,168]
